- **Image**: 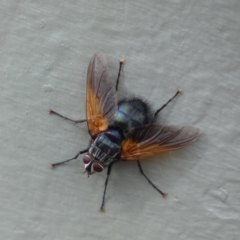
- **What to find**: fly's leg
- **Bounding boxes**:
[48,109,86,124]
[137,160,167,197]
[50,149,88,168]
[99,163,113,212]
[48,110,88,168]
[115,58,125,91]
[151,88,182,123]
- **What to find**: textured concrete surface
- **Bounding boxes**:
[1,0,240,239]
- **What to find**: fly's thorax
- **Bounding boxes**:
[89,130,123,165]
[82,130,123,174]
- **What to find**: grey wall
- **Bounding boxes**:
[1,0,240,239]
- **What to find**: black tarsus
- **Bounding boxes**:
[50,149,88,168]
[137,160,167,198]
[48,109,86,124]
[99,163,113,212]
[151,88,182,123]
[115,58,124,91]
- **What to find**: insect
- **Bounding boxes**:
[49,52,201,212]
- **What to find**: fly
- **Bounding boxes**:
[48,52,201,212]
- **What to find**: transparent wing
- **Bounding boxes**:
[86,52,117,136]
[121,124,201,160]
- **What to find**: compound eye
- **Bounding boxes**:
[83,154,91,164]
[92,162,104,172]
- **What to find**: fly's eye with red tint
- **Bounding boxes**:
[83,154,91,164]
[92,162,104,172]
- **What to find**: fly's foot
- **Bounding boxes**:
[177,88,183,94]
[161,192,168,198]
[99,207,105,212]
[119,58,125,64]
[48,109,53,114]
[50,162,56,169]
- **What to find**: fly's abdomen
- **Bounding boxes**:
[112,98,150,136]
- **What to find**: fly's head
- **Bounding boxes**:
[82,154,104,176]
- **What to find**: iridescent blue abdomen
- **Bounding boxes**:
[112,98,150,136]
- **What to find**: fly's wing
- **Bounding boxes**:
[121,124,201,160]
[86,52,117,136]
